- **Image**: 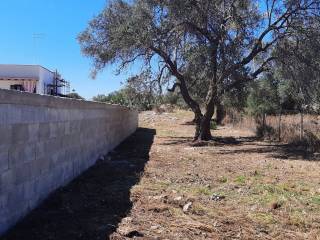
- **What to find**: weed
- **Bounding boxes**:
[287,211,308,228]
[190,186,213,196]
[218,176,228,183]
[191,203,207,216]
[312,195,320,205]
[210,121,217,130]
[235,175,246,184]
[249,212,276,225]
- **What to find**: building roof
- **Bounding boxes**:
[0,77,38,81]
[0,64,55,73]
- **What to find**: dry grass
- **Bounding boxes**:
[109,110,320,239]
[224,112,320,152]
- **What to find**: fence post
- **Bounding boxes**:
[300,110,304,140]
[232,111,235,127]
[278,110,282,142]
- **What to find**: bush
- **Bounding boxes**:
[210,121,217,130]
[256,124,275,139]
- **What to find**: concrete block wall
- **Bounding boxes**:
[0,89,138,235]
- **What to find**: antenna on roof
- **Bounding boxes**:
[32,33,46,64]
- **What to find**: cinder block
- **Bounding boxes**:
[0,125,12,146]
[64,121,71,135]
[23,180,36,201]
[9,143,36,167]
[0,146,9,172]
[69,120,81,134]
[14,162,32,185]
[28,123,39,142]
[11,124,29,144]
[20,106,38,123]
[7,183,28,213]
[36,138,62,159]
[0,105,9,125]
[6,105,22,124]
[0,169,14,193]
[0,193,8,210]
[49,122,65,139]
[29,156,51,179]
[36,173,52,198]
[38,123,50,140]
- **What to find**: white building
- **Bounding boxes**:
[0,64,69,95]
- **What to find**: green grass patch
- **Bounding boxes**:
[210,121,217,130]
[193,186,214,196]
[311,195,320,205]
[235,175,246,184]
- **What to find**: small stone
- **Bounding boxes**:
[183,202,192,212]
[210,194,226,201]
[174,196,182,201]
[153,195,163,200]
[150,225,159,230]
[122,217,132,223]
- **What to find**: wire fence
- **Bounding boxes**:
[224,110,320,144]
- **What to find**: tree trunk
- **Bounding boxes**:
[194,104,215,141]
[215,102,225,125]
[199,115,212,140]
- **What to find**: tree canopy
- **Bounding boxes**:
[79,0,320,140]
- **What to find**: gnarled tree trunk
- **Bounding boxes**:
[195,98,216,141]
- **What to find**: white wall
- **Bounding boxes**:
[0,65,56,95]
[39,67,54,94]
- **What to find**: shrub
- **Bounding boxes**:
[256,124,275,139]
[210,121,217,130]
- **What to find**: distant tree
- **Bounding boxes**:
[65,92,84,100]
[93,76,159,110]
[79,0,320,141]
[274,19,320,112]
[93,90,128,105]
[92,94,110,103]
[246,74,280,117]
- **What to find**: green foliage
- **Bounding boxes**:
[93,90,128,106]
[65,92,84,100]
[162,92,190,109]
[246,74,280,117]
[93,86,154,110]
[210,121,217,130]
[235,175,246,184]
[79,0,320,140]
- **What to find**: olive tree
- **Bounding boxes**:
[79,0,320,141]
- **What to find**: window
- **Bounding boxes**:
[10,84,25,91]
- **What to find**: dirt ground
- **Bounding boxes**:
[3,110,320,240]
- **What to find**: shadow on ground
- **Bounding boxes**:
[162,135,320,162]
[2,128,156,240]
[213,139,320,162]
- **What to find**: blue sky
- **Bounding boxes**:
[0,0,130,99]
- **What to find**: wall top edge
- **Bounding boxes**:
[0,89,135,111]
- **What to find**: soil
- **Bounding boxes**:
[3,110,320,240]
